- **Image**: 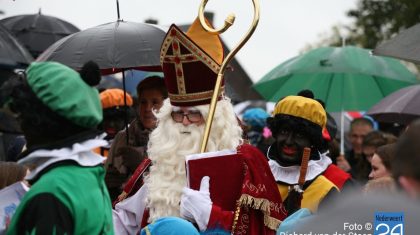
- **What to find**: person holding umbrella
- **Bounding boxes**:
[105,76,167,202]
[266,91,340,216]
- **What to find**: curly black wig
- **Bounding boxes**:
[1,74,98,153]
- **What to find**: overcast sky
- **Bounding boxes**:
[1,0,358,82]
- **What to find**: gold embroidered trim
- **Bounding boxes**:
[168,86,224,103]
[238,194,282,230]
[231,202,242,234]
[172,40,187,94]
[160,26,220,74]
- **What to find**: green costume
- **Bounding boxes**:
[7,162,113,234]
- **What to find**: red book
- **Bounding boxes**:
[186,150,245,211]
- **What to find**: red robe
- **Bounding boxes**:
[118,144,286,234]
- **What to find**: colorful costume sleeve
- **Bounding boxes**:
[12,193,74,235]
[322,164,352,190]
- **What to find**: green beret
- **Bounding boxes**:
[26,62,102,128]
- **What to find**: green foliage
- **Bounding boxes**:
[346,0,420,49]
[305,0,420,50]
[301,0,420,78]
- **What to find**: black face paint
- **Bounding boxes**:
[275,124,312,165]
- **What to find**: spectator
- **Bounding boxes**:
[96,88,133,157]
[363,176,397,195]
[352,131,396,183]
[368,143,396,180]
[392,119,420,199]
[105,76,167,201]
[242,107,272,154]
[337,118,373,181]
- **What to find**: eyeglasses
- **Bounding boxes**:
[171,111,203,123]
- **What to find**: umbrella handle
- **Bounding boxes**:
[198,0,260,153]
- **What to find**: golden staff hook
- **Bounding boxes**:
[199,0,260,153]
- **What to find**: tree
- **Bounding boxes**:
[346,0,420,49]
[301,0,420,78]
[305,0,420,50]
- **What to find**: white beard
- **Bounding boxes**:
[145,98,243,223]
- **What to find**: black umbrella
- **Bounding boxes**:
[367,84,420,125]
[37,20,167,75]
[0,11,80,58]
[37,18,168,144]
[373,23,420,65]
[0,23,33,69]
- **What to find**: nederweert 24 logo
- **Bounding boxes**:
[374,212,404,235]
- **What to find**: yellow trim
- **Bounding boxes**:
[168,86,224,103]
[172,40,187,94]
[144,225,151,235]
[161,26,220,74]
[238,194,282,230]
[277,175,337,213]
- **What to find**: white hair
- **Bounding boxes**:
[145,97,243,222]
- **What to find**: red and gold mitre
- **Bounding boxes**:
[160,17,224,106]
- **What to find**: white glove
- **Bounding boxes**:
[180,176,213,231]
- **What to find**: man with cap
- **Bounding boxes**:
[112,18,286,235]
[266,91,339,216]
[96,88,133,158]
[2,62,113,234]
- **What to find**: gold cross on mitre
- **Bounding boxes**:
[160,18,223,95]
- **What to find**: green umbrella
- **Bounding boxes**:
[253,46,417,112]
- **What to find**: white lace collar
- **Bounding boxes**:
[268,151,332,185]
[19,137,108,181]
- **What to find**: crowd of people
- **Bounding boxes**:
[0,16,419,235]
